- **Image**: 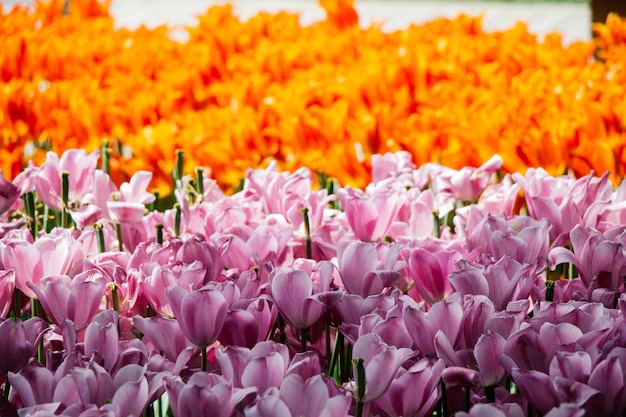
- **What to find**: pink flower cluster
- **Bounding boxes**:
[1,149,626,417]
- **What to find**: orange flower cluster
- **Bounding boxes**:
[1,0,625,193]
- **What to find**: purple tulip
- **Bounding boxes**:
[468,214,550,265]
[549,224,626,293]
[407,246,461,304]
[337,240,403,298]
[1,233,82,299]
[269,267,341,329]
[84,311,120,371]
[351,333,414,402]
[374,358,444,417]
[0,173,19,216]
[337,186,401,241]
[0,317,47,374]
[217,342,289,392]
[165,285,228,348]
[219,298,277,348]
[275,374,351,417]
[34,149,100,212]
[8,364,55,407]
[0,270,15,318]
[166,373,236,417]
[28,270,107,331]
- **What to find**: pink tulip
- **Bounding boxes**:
[217,342,290,392]
[106,171,156,224]
[450,257,537,311]
[175,235,225,284]
[165,285,228,348]
[374,358,444,417]
[371,151,416,184]
[1,232,83,299]
[84,311,120,371]
[351,333,414,402]
[456,403,525,417]
[166,373,237,417]
[513,169,612,241]
[588,353,626,416]
[337,186,401,241]
[0,173,20,216]
[0,270,15,318]
[269,267,341,329]
[403,295,464,357]
[0,317,47,374]
[8,364,56,407]
[277,374,351,417]
[467,214,551,265]
[549,224,626,293]
[337,240,403,298]
[133,315,196,365]
[219,298,277,348]
[34,149,100,212]
[406,246,461,304]
[28,270,107,331]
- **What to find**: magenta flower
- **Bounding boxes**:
[165,285,228,348]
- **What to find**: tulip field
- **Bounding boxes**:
[2,0,626,416]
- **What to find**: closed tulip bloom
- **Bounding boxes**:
[165,285,228,348]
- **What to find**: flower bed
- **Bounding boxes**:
[1,148,626,416]
[1,0,626,193]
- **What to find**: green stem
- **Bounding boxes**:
[116,222,124,252]
[325,322,331,365]
[301,327,309,353]
[23,192,37,239]
[156,224,164,245]
[111,285,119,312]
[174,150,184,189]
[101,140,110,175]
[94,224,105,253]
[432,210,441,239]
[11,291,22,319]
[354,357,366,417]
[174,204,181,237]
[545,280,555,302]
[3,374,9,399]
[196,168,204,197]
[300,207,312,259]
[440,379,448,417]
[201,346,207,372]
[485,385,496,403]
[61,171,70,228]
